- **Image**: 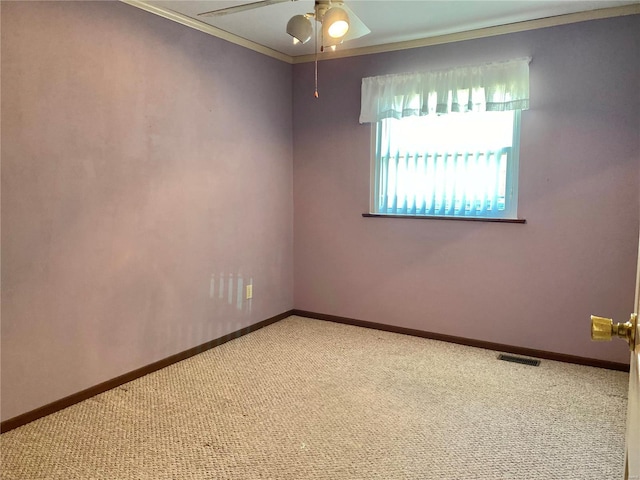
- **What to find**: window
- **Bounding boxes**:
[360,58,530,221]
[373,109,520,219]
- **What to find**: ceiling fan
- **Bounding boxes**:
[198,0,371,51]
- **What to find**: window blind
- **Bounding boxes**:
[376,148,512,217]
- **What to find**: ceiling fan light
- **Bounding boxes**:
[286,15,313,45]
[328,19,348,38]
[323,7,349,39]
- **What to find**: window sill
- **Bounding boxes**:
[362,213,526,224]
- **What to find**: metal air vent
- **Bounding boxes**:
[497,354,541,366]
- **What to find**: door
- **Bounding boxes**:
[591,231,639,479]
[628,233,639,479]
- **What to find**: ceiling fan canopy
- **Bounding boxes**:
[199,0,370,50]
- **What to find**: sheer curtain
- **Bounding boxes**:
[359,57,531,124]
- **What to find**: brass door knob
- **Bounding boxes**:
[590,314,637,351]
[591,315,614,341]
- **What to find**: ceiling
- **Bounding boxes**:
[144,1,639,60]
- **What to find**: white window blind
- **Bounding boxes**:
[374,111,520,218]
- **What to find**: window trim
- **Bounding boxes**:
[362,213,526,224]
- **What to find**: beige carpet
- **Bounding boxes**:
[1,316,629,479]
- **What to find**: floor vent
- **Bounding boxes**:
[497,354,541,366]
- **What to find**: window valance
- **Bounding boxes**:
[359,57,531,124]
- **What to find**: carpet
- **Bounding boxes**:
[1,316,629,479]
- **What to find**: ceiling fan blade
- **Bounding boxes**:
[198,0,295,17]
[341,4,370,42]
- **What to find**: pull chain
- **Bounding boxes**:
[314,16,318,98]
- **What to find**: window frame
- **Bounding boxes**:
[369,110,523,221]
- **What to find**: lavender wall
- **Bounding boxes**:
[1,2,293,421]
[2,3,637,424]
[293,16,640,364]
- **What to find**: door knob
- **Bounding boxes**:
[590,313,637,351]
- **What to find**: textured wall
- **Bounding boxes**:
[1,1,293,421]
[293,16,640,364]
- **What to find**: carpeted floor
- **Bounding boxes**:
[1,315,629,479]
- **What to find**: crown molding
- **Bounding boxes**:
[120,0,294,64]
[292,4,640,63]
[120,1,639,65]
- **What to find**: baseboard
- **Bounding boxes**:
[0,310,294,434]
[292,309,631,372]
[3,308,628,433]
